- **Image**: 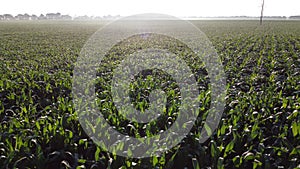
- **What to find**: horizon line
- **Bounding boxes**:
[0,12,300,18]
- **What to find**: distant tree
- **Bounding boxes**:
[94,16,102,20]
[3,14,14,20]
[74,15,90,20]
[46,13,61,20]
[39,14,46,20]
[16,14,24,20]
[260,0,265,25]
[31,14,38,20]
[15,13,30,20]
[61,15,72,20]
[24,13,30,20]
[289,15,300,20]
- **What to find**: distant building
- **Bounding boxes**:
[0,15,3,20]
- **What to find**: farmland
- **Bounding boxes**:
[0,20,299,168]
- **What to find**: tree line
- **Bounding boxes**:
[0,13,299,21]
[0,13,72,20]
[0,13,122,20]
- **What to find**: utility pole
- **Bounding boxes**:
[260,0,265,25]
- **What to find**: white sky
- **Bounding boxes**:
[0,0,299,17]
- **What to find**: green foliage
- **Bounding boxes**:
[0,20,299,168]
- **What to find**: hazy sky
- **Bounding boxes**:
[1,0,299,17]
